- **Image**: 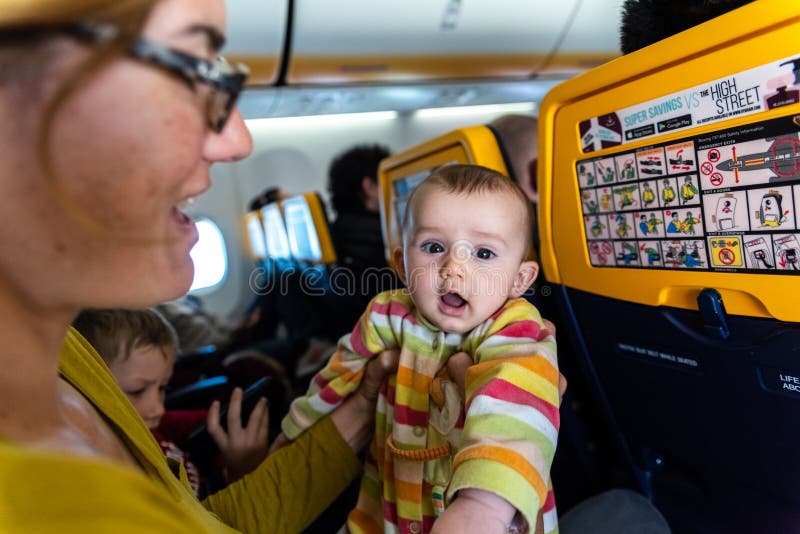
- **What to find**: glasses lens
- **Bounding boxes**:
[207,89,233,132]
[205,56,247,132]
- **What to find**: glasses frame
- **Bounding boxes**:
[70,22,249,133]
[129,38,249,133]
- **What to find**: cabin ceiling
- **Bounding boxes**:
[225,0,625,86]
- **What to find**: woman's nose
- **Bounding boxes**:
[203,107,253,163]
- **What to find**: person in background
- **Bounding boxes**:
[619,0,754,54]
[489,114,539,203]
[0,1,399,532]
[156,294,232,354]
[247,186,288,213]
[73,308,269,496]
[327,144,400,329]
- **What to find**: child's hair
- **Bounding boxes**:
[73,308,179,366]
[402,164,535,256]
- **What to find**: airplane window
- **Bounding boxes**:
[189,217,228,292]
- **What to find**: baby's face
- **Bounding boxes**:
[109,344,174,430]
[400,188,536,334]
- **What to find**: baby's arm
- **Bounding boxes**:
[280,291,403,440]
[444,299,559,533]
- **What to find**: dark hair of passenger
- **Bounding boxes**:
[73,308,178,365]
[248,187,285,212]
[619,0,754,54]
[328,144,390,215]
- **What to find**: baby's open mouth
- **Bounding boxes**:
[440,292,467,308]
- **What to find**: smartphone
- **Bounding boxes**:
[185,376,272,455]
[216,376,272,430]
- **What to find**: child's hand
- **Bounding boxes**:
[206,388,269,483]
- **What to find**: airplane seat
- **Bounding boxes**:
[237,199,310,373]
[538,2,800,530]
[483,121,632,511]
[164,210,271,388]
[167,204,295,397]
[242,193,345,381]
[378,125,624,514]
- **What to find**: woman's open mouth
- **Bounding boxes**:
[171,203,199,247]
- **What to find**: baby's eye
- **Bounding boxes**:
[475,248,495,260]
[421,242,445,254]
[126,388,145,398]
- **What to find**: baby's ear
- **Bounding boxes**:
[510,261,539,298]
[392,247,407,285]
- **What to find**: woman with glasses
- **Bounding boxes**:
[0,1,394,532]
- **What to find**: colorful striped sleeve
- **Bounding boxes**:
[281,290,408,440]
[448,298,559,532]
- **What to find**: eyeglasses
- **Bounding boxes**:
[129,38,249,133]
[70,22,249,133]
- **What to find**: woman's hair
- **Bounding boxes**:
[0,0,158,233]
[402,164,536,256]
[73,308,179,365]
[0,0,157,100]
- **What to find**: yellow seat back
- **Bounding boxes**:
[243,210,268,260]
[377,125,510,270]
[539,0,800,321]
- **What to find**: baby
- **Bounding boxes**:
[73,308,269,496]
[281,164,559,533]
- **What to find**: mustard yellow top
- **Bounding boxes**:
[0,328,362,533]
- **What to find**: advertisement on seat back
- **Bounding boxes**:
[578,114,800,273]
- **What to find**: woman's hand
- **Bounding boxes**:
[329,349,399,452]
[207,388,270,482]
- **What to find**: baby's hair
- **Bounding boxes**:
[73,308,178,366]
[402,164,535,256]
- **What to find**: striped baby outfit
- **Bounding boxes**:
[283,290,559,534]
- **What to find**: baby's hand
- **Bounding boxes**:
[542,318,556,336]
[432,488,517,534]
[207,388,269,483]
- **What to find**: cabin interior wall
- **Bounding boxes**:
[195,109,535,321]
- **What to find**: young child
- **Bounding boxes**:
[280,164,560,534]
[73,308,269,496]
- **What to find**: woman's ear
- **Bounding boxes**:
[510,261,539,298]
[392,246,407,285]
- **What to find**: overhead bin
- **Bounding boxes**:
[225,0,621,86]
[225,0,287,85]
[286,0,621,84]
